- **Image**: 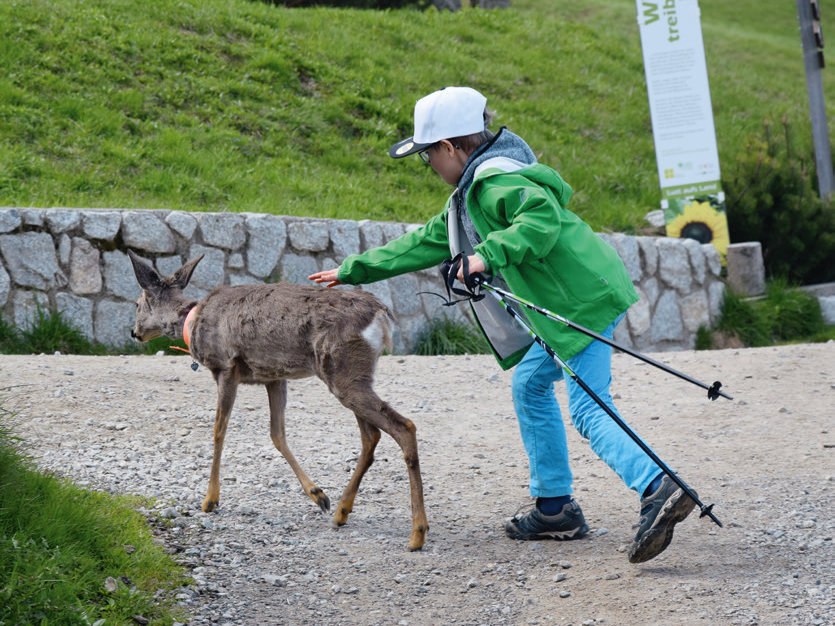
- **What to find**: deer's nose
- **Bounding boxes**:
[130,330,139,340]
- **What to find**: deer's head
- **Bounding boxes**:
[128,250,203,342]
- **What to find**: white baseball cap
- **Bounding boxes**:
[389,87,488,158]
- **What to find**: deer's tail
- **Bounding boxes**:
[361,307,395,356]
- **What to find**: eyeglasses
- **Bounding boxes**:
[417,141,461,164]
[418,144,437,163]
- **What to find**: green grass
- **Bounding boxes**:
[714,279,829,348]
[413,314,489,355]
[1,0,830,232]
[0,397,188,625]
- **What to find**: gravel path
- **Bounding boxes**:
[2,343,833,626]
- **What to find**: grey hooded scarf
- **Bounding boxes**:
[445,127,538,361]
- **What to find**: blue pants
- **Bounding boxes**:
[511,315,660,499]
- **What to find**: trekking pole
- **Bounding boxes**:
[474,279,732,402]
[477,282,723,528]
[438,255,723,527]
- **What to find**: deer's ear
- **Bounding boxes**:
[171,254,203,290]
[128,250,164,296]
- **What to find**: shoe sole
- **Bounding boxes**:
[628,489,696,563]
[506,523,590,541]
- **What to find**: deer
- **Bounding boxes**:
[127,250,428,551]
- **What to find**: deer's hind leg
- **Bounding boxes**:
[333,416,381,528]
[266,379,330,512]
[204,371,239,512]
[331,377,428,551]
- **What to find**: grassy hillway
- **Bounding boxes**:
[0,0,830,231]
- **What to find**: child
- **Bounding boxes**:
[310,86,696,563]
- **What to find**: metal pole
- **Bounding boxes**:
[797,0,834,198]
[474,278,733,402]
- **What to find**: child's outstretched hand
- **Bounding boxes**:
[309,268,343,288]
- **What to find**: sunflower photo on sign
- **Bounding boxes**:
[664,193,730,264]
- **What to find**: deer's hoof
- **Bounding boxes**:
[202,499,217,512]
[333,505,351,526]
[408,524,427,552]
[310,487,330,513]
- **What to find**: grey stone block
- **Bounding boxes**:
[388,274,422,317]
[103,250,142,301]
[188,244,226,291]
[611,233,642,283]
[708,281,726,323]
[229,273,263,286]
[45,209,81,234]
[278,253,319,284]
[82,210,122,241]
[58,233,72,267]
[0,264,9,307]
[156,255,185,279]
[640,276,660,309]
[360,280,393,310]
[12,290,50,330]
[0,208,21,233]
[0,232,67,290]
[637,237,659,275]
[626,288,651,337]
[681,291,710,333]
[818,296,835,325]
[56,292,94,340]
[329,219,360,260]
[358,220,384,251]
[381,222,405,243]
[288,220,329,252]
[657,238,692,293]
[69,238,102,295]
[166,211,198,240]
[95,300,137,347]
[702,243,722,277]
[651,290,684,342]
[682,238,706,285]
[726,242,765,296]
[122,211,176,253]
[246,214,286,278]
[20,209,44,227]
[198,213,246,250]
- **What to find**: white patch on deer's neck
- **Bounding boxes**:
[361,317,387,356]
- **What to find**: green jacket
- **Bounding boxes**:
[338,161,638,368]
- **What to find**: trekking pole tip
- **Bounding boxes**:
[707,381,732,401]
[699,502,723,528]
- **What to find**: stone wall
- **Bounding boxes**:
[0,207,724,354]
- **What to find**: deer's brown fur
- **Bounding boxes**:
[128,251,427,551]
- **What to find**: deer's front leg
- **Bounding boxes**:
[266,380,330,513]
[203,372,239,512]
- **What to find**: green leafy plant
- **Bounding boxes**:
[714,280,826,348]
[18,304,106,355]
[694,325,713,351]
[723,117,835,285]
[764,277,825,341]
[413,314,489,356]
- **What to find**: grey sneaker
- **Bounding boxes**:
[505,499,590,540]
[628,475,696,563]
